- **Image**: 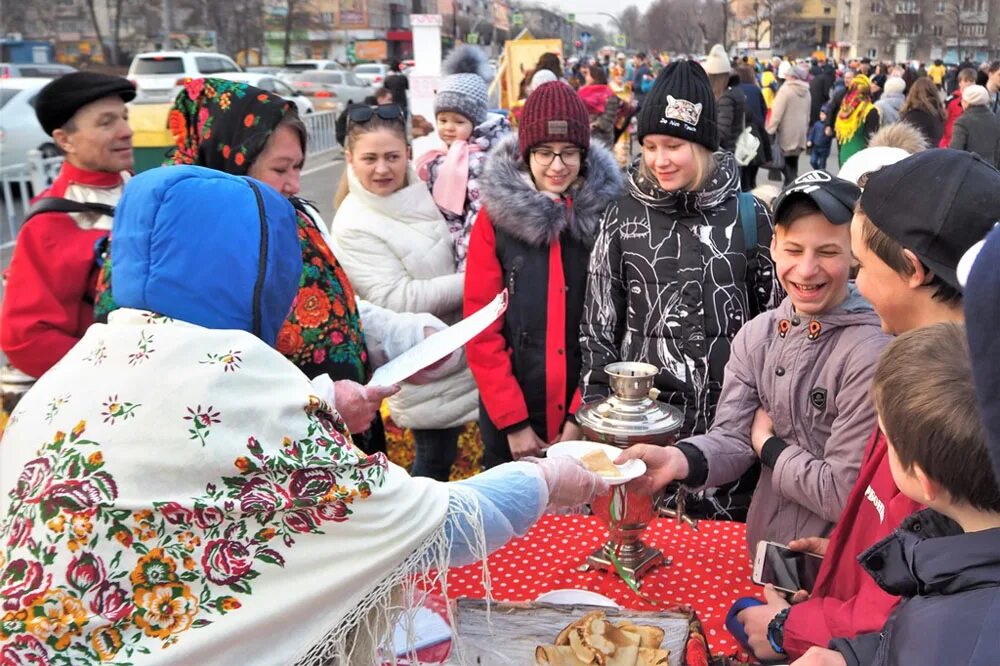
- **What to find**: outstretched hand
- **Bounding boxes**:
[615,444,689,496]
[334,380,399,433]
[530,456,611,508]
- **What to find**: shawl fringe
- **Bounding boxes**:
[293,489,492,665]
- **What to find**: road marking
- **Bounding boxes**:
[302,155,344,176]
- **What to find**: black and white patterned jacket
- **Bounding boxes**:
[580,151,780,439]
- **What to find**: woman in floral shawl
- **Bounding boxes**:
[96,78,440,455]
[834,74,881,166]
[0,165,607,665]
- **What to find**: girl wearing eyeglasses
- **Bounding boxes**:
[579,61,780,521]
[332,103,479,482]
[464,81,624,468]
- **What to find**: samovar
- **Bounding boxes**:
[576,362,683,580]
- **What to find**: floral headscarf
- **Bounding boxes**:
[166,78,292,174]
[835,74,876,145]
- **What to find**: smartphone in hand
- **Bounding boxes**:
[752,540,824,594]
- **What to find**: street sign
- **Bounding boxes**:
[580,31,591,45]
[567,13,575,23]
[512,10,524,26]
[615,33,627,47]
[467,32,479,45]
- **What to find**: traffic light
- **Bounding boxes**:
[575,40,582,49]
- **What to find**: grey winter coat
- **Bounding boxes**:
[950,104,1000,168]
[831,509,1000,666]
[678,289,890,554]
[874,91,904,125]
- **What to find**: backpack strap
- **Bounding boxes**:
[23,197,116,223]
[737,192,757,256]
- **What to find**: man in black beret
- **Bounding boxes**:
[1,72,135,379]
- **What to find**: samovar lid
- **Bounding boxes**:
[576,394,683,437]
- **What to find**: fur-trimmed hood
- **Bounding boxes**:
[479,133,623,247]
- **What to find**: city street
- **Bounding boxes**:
[301,149,346,224]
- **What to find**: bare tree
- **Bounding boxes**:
[719,0,730,50]
[83,0,111,64]
[283,0,298,63]
[940,0,970,61]
[0,0,29,34]
[618,5,644,51]
[105,0,128,66]
[761,0,806,51]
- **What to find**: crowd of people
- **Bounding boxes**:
[512,48,1000,188]
[1,43,1000,664]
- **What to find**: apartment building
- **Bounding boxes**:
[834,0,999,62]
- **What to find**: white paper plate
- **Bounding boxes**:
[545,441,646,485]
[367,290,508,387]
[535,589,620,608]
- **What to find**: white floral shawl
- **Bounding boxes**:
[0,309,457,665]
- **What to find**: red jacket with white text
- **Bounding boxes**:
[781,427,923,658]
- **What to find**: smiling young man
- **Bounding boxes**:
[1,72,134,379]
[735,149,1000,665]
[620,172,890,574]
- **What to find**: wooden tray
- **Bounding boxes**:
[447,598,692,666]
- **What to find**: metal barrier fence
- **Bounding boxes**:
[304,110,339,157]
[1,110,338,240]
[1,150,64,255]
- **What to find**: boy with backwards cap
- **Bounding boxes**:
[738,149,1000,662]
[1,72,135,379]
[621,169,889,583]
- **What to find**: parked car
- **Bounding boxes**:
[0,78,59,164]
[245,65,285,75]
[352,63,390,85]
[213,72,314,115]
[127,51,242,104]
[285,70,370,112]
[0,62,75,78]
[283,59,345,73]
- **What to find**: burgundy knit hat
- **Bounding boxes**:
[518,81,590,159]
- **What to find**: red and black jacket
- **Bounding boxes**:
[463,134,623,461]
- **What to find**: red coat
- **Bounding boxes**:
[782,427,922,658]
[0,162,123,378]
[940,94,963,147]
[463,207,583,442]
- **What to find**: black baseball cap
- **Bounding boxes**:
[860,149,1000,290]
[772,170,861,226]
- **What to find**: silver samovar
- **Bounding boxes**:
[576,362,683,580]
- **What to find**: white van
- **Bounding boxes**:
[127,51,242,103]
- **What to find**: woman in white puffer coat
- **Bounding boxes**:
[331,104,478,481]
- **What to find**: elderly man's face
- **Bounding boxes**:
[53,96,133,173]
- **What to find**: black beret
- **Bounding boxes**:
[35,72,136,135]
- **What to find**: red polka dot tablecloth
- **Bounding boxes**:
[415,514,760,663]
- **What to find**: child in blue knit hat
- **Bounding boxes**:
[416,46,511,270]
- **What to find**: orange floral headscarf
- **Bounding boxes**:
[165,78,292,175]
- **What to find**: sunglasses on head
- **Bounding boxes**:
[347,103,404,125]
